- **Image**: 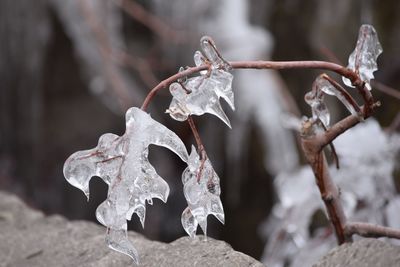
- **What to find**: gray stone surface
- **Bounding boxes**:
[0,191,264,267]
[313,238,400,267]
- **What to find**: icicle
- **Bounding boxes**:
[166,79,232,128]
[342,24,383,89]
[181,146,225,237]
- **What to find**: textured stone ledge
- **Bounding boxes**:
[0,191,264,267]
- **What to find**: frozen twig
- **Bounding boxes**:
[141,60,361,111]
[187,116,207,182]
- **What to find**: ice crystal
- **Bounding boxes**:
[342,24,383,89]
[167,36,234,127]
[181,146,225,238]
[63,107,188,264]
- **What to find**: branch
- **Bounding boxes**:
[300,131,351,244]
[371,80,400,100]
[111,0,185,42]
[345,222,400,239]
[141,60,361,111]
[317,102,381,148]
[187,116,207,182]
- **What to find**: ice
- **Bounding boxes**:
[200,36,232,70]
[181,146,225,237]
[193,51,208,75]
[63,107,189,263]
[167,79,232,128]
[305,74,363,127]
[304,89,330,127]
[107,227,139,265]
[167,36,234,127]
[318,76,359,118]
[342,24,383,89]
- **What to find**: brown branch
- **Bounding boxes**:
[301,124,351,244]
[371,80,400,100]
[79,0,135,109]
[111,0,186,42]
[322,74,362,114]
[187,116,207,182]
[141,60,363,111]
[345,222,400,239]
[317,102,381,149]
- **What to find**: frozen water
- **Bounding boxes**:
[317,76,360,118]
[181,146,225,238]
[167,36,234,127]
[304,89,330,127]
[167,78,232,127]
[342,24,383,89]
[63,107,189,263]
[200,36,232,70]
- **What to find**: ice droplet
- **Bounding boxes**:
[181,146,225,237]
[342,24,383,89]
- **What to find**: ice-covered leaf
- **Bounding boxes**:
[167,36,234,127]
[63,107,188,263]
[167,78,232,127]
[181,146,224,237]
[342,24,383,89]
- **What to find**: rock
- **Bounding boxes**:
[313,238,400,267]
[0,191,264,267]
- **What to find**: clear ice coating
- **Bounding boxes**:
[166,36,234,127]
[63,107,189,264]
[317,75,361,118]
[304,84,330,127]
[342,24,383,89]
[181,146,225,238]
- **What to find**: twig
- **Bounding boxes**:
[322,74,362,114]
[371,80,400,100]
[141,60,362,111]
[187,116,207,182]
[345,222,400,239]
[301,122,351,244]
[79,0,157,102]
[387,112,400,134]
[111,0,186,42]
[317,102,380,149]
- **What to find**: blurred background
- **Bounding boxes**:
[1,0,400,265]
